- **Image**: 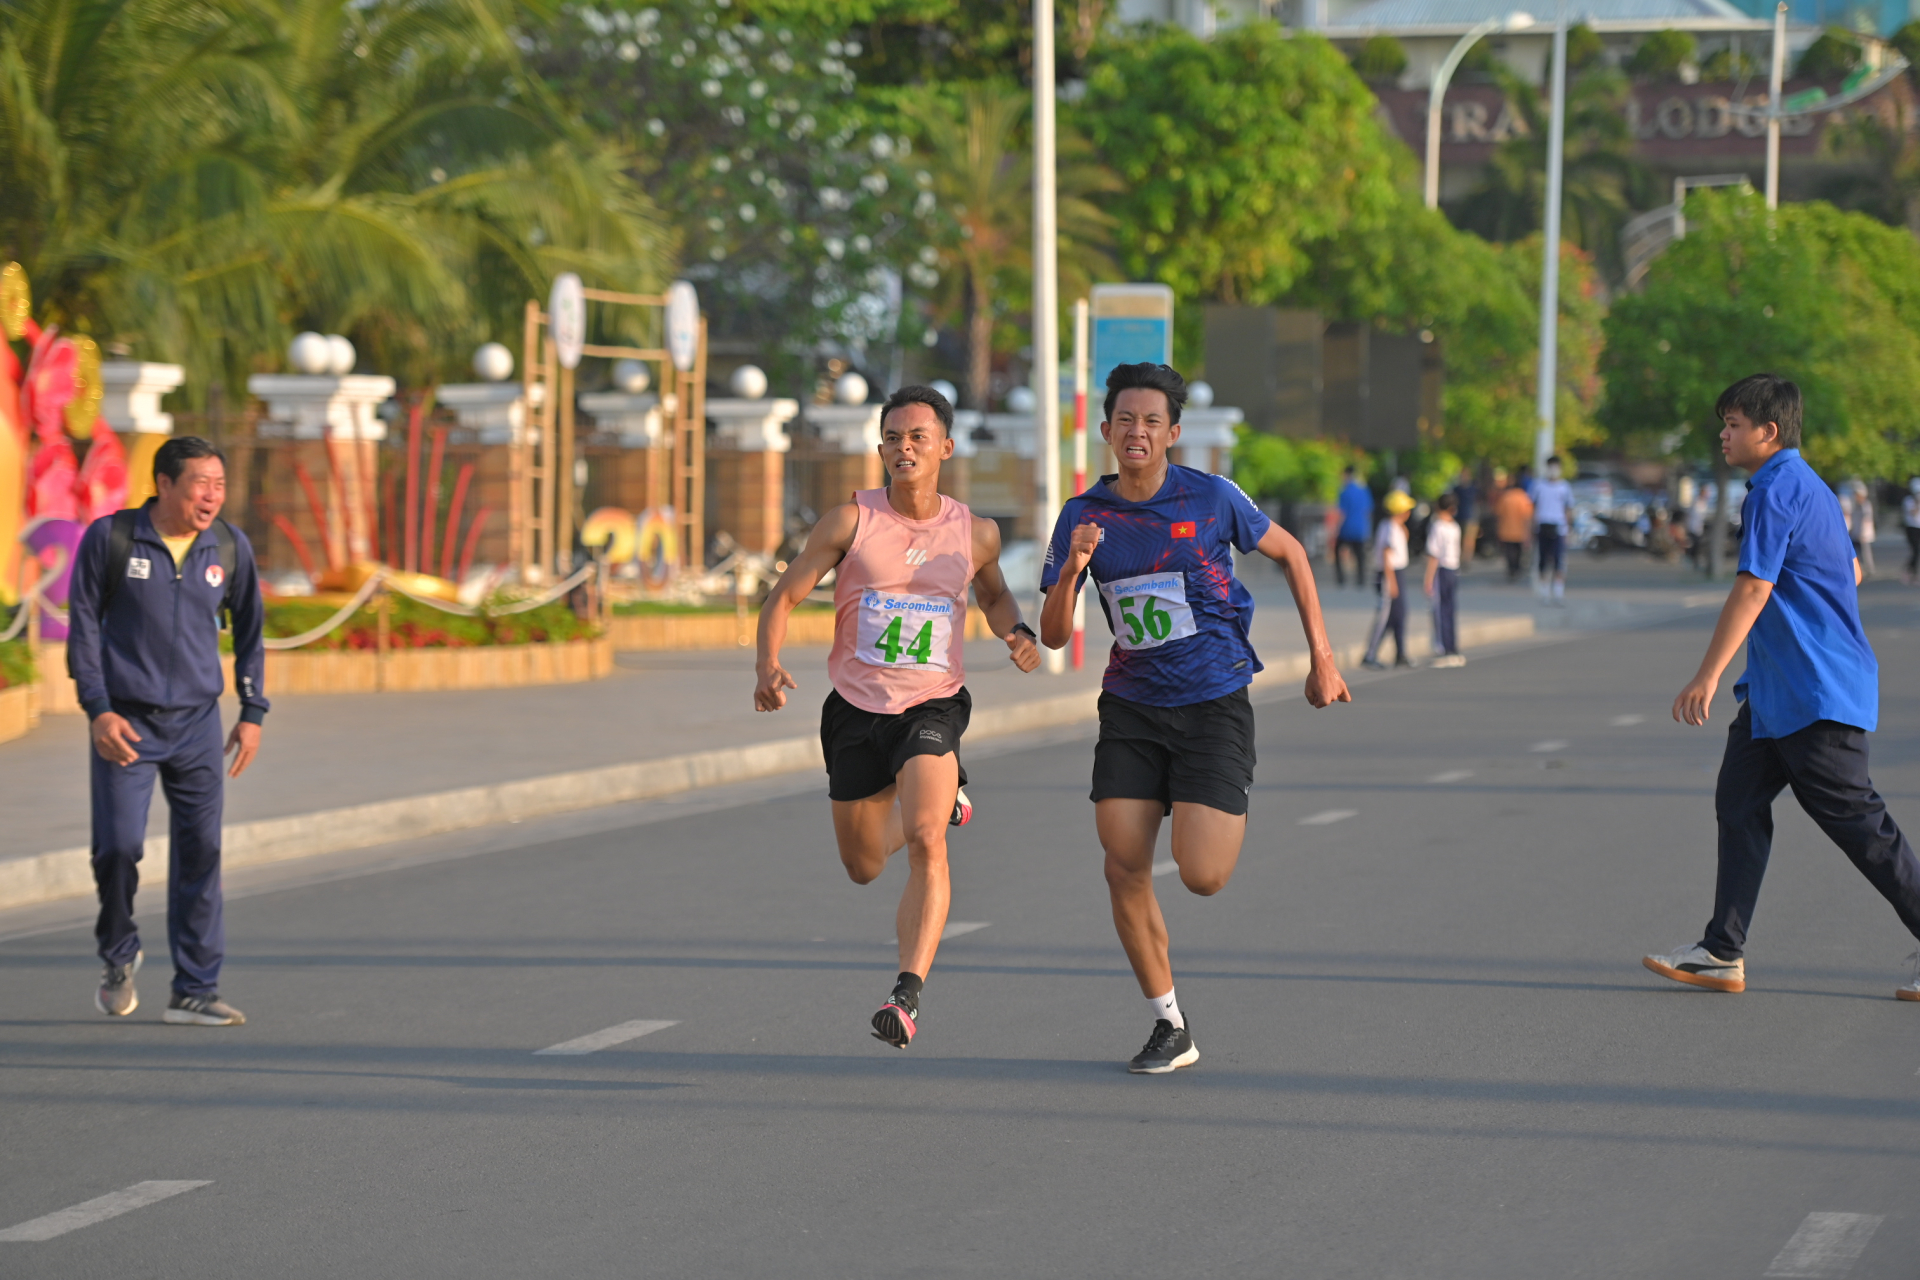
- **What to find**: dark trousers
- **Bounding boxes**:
[1705,700,1920,960]
[1364,572,1406,664]
[1335,536,1367,586]
[1905,526,1920,576]
[1430,566,1458,655]
[91,700,227,996]
[1502,541,1524,580]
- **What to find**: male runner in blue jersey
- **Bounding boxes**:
[1040,362,1351,1073]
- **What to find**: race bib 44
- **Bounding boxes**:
[1098,571,1198,652]
[855,590,955,669]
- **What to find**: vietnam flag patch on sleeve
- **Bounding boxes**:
[1171,522,1196,539]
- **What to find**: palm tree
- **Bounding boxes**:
[0,0,667,399]
[906,82,1115,410]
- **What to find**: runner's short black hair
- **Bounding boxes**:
[1103,362,1186,425]
[1715,373,1802,448]
[154,436,226,484]
[880,384,953,437]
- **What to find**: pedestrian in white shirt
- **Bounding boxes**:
[1361,490,1414,670]
[1424,492,1465,667]
[1902,477,1920,586]
[1532,454,1574,603]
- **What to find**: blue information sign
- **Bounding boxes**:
[1091,317,1171,394]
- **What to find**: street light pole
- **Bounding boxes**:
[1425,12,1533,209]
[1766,0,1786,210]
[1533,7,1568,481]
[1033,0,1064,674]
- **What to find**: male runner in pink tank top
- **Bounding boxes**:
[755,385,1040,1049]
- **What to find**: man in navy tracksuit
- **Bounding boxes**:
[67,436,269,1025]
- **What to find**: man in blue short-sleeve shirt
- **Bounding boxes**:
[1334,467,1372,588]
[1645,374,1920,1001]
[1039,362,1350,1074]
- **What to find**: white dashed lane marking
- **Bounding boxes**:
[1764,1213,1883,1278]
[1427,770,1474,784]
[1299,809,1358,826]
[1611,714,1646,726]
[534,1020,679,1056]
[1530,740,1569,753]
[889,921,991,944]
[0,1181,211,1242]
[1152,858,1178,877]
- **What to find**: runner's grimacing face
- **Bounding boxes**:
[1103,388,1181,471]
[879,403,953,482]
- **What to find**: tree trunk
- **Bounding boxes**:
[967,271,993,411]
[1709,453,1729,580]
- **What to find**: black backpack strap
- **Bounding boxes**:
[71,508,141,679]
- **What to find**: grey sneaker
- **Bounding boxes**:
[95,951,143,1016]
[1643,943,1745,993]
[163,993,247,1026]
[1898,950,1920,1003]
[1127,1018,1199,1074]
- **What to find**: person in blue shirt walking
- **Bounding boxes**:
[1645,375,1920,1000]
[68,436,269,1026]
[1334,466,1372,589]
[1040,363,1351,1072]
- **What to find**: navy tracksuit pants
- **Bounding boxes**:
[92,700,227,996]
[1430,566,1459,656]
[1705,700,1920,960]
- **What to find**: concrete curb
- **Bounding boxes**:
[0,613,1536,913]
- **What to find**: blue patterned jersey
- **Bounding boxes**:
[1042,465,1271,707]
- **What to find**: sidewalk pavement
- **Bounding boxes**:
[0,554,1710,912]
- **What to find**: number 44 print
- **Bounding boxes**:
[874,616,937,664]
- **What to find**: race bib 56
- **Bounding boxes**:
[1098,571,1197,652]
[855,590,955,669]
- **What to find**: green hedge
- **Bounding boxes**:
[255,595,598,651]
[0,638,34,690]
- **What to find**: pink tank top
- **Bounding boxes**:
[829,489,975,714]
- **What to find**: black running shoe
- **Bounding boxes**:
[871,982,919,1049]
[1127,1018,1199,1074]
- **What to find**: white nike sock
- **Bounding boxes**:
[1146,988,1184,1029]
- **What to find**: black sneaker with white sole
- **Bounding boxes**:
[871,981,919,1049]
[95,951,143,1017]
[163,992,247,1026]
[1128,1018,1199,1074]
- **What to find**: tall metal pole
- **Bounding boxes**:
[1071,297,1089,671]
[1766,1,1786,210]
[1426,17,1506,209]
[1033,0,1064,675]
[1533,8,1568,481]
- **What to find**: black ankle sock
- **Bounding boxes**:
[894,971,924,996]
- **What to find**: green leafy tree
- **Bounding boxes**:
[1796,28,1861,80]
[1599,188,1920,481]
[0,0,666,398]
[1351,35,1407,84]
[1231,428,1360,505]
[533,2,938,386]
[1626,29,1696,80]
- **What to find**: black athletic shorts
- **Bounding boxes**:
[820,687,971,802]
[1091,687,1256,816]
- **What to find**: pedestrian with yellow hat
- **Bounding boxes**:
[1362,489,1417,671]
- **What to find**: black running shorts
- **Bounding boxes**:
[820,687,971,802]
[1091,687,1256,816]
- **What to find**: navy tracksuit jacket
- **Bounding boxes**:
[67,502,269,995]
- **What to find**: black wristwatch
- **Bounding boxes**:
[1011,622,1037,641]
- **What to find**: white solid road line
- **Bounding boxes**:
[1764,1213,1883,1278]
[1610,714,1646,726]
[534,1020,679,1056]
[1530,740,1570,753]
[1299,809,1358,826]
[1427,769,1474,784]
[1152,858,1178,877]
[887,921,991,944]
[0,1181,211,1243]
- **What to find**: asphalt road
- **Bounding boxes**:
[5,586,1920,1277]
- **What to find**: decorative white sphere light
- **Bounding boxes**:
[612,359,651,394]
[325,334,356,376]
[472,342,514,382]
[1188,380,1215,409]
[289,332,331,375]
[729,364,768,399]
[928,379,958,407]
[834,372,869,406]
[1006,385,1036,414]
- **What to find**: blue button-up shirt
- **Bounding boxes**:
[1336,481,1372,541]
[1734,449,1877,738]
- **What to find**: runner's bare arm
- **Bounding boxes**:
[1673,572,1772,726]
[1040,519,1102,649]
[972,516,1040,673]
[1255,522,1351,708]
[754,502,858,712]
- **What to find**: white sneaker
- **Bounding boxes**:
[1898,950,1920,1002]
[1431,654,1467,668]
[1643,943,1745,993]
